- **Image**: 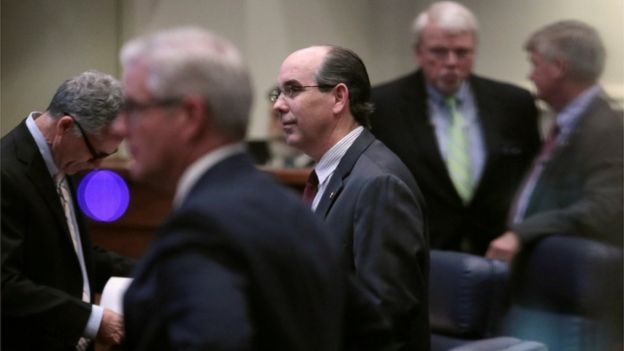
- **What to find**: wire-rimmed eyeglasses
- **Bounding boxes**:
[268,84,336,103]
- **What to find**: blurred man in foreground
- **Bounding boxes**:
[113,27,348,351]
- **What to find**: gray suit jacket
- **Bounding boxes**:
[513,92,623,247]
[315,128,430,351]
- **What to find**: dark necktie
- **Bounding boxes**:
[302,170,319,204]
[509,124,561,223]
[537,124,561,163]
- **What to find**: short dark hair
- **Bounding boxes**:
[315,46,374,128]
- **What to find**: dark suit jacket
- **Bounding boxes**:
[1,121,133,351]
[314,128,430,351]
[371,70,540,254]
[123,153,347,351]
[512,92,623,247]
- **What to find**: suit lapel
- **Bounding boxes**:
[13,122,91,276]
[14,123,70,233]
[408,71,469,203]
[315,129,376,218]
[404,72,450,177]
[468,76,503,199]
[525,93,607,214]
[470,76,502,161]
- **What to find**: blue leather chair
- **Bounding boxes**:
[501,235,623,351]
[429,250,548,351]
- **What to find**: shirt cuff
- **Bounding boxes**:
[84,304,104,339]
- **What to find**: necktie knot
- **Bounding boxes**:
[445,97,464,125]
[445,96,457,109]
[547,124,560,142]
[302,170,319,204]
[54,172,65,186]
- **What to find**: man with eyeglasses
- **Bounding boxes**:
[370,1,541,255]
[1,70,134,351]
[273,45,429,351]
[111,27,351,351]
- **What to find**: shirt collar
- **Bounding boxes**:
[426,81,470,107]
[314,126,364,186]
[173,142,246,208]
[555,84,601,135]
[25,112,60,178]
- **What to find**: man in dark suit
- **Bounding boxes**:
[486,20,623,262]
[113,27,348,351]
[1,70,134,351]
[370,1,541,254]
[272,45,429,351]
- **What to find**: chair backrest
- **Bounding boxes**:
[503,235,623,351]
[429,250,510,350]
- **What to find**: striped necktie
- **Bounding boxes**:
[55,174,91,351]
[445,97,473,202]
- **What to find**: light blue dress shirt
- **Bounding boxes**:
[426,83,486,188]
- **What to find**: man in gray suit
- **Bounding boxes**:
[486,20,623,262]
[272,45,430,351]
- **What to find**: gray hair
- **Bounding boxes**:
[120,27,252,140]
[47,70,123,136]
[525,20,606,83]
[315,46,374,128]
[411,1,479,47]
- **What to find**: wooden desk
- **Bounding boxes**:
[86,160,310,259]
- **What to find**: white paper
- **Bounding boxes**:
[100,277,133,314]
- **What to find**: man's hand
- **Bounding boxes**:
[96,308,125,346]
[486,231,521,263]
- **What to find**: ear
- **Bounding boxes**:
[550,57,567,80]
[413,42,423,64]
[179,95,210,142]
[331,83,350,115]
[55,115,74,136]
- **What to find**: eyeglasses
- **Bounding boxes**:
[65,113,115,160]
[427,47,473,60]
[119,98,182,116]
[268,84,336,103]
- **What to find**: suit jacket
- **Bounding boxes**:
[512,92,623,247]
[1,121,133,351]
[123,153,347,351]
[371,70,540,254]
[314,128,430,351]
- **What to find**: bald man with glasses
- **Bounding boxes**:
[273,45,429,351]
[1,70,134,351]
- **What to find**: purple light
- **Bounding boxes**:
[77,170,130,222]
